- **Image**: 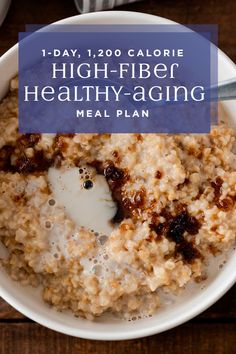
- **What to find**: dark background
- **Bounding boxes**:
[0,0,235,353]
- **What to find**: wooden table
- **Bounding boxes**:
[0,1,235,353]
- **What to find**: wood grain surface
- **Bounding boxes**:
[0,0,235,353]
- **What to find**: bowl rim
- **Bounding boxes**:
[0,10,235,340]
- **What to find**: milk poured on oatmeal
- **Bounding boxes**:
[48,166,116,235]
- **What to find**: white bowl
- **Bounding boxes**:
[0,0,11,27]
[0,11,235,340]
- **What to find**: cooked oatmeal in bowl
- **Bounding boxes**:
[0,76,235,321]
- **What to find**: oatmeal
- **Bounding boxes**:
[0,77,235,319]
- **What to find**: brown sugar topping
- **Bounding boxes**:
[155,170,162,179]
[104,163,125,183]
[0,134,66,174]
[15,150,52,173]
[98,162,128,223]
[0,144,53,174]
[93,161,146,224]
[185,216,201,235]
[17,134,41,148]
[216,197,233,211]
[122,189,146,214]
[150,210,201,263]
[211,177,223,203]
[211,177,234,211]
[0,145,15,171]
[176,240,201,263]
